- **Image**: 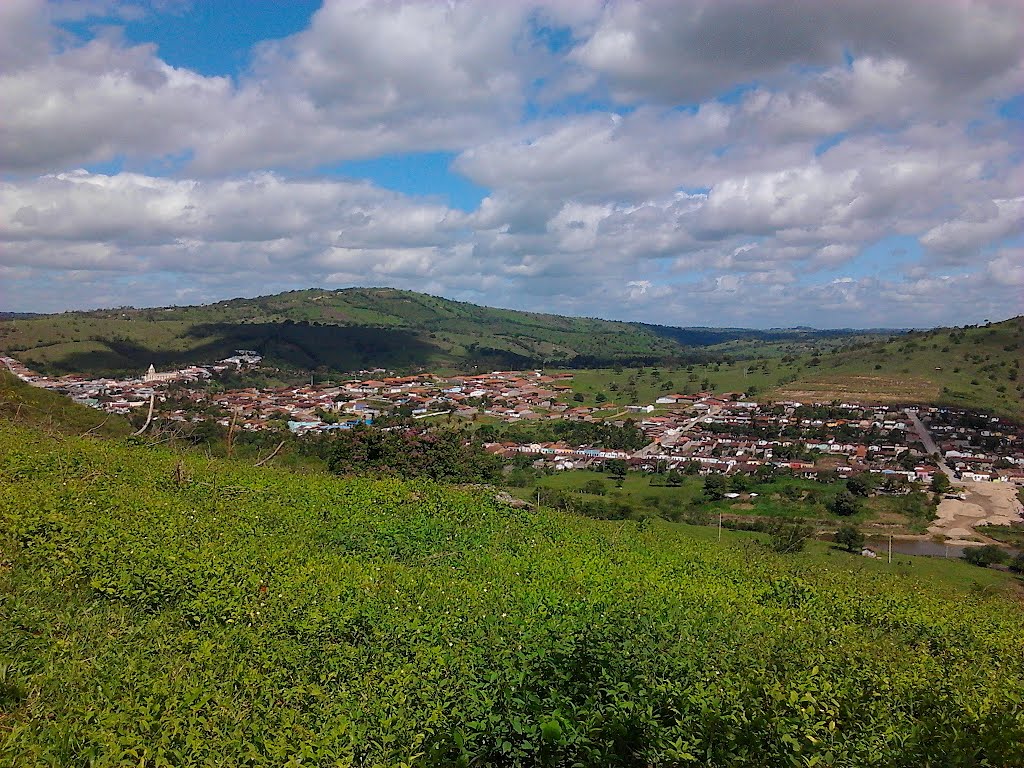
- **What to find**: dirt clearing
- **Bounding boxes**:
[773,374,940,404]
[929,481,1024,545]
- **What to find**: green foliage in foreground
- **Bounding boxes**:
[1,423,1024,766]
[326,426,501,483]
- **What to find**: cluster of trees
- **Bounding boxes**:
[326,426,501,483]
[532,486,637,521]
[962,544,1023,571]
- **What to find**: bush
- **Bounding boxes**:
[845,475,872,498]
[835,524,866,553]
[767,520,814,553]
[703,474,728,501]
[829,490,861,517]
[963,545,1008,568]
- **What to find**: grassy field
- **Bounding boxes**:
[510,469,935,533]
[0,289,690,377]
[0,287,902,380]
[547,359,794,406]
[2,421,1023,765]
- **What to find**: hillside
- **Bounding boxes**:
[769,316,1024,419]
[2,421,1023,765]
[0,288,885,378]
[0,370,131,438]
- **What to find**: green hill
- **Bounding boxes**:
[1,421,1023,765]
[0,370,131,437]
[770,316,1024,419]
[0,288,885,378]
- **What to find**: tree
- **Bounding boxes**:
[829,490,861,517]
[595,392,607,403]
[767,520,814,553]
[583,478,607,496]
[846,475,872,498]
[962,545,1007,568]
[835,524,865,553]
[665,469,683,486]
[929,473,950,495]
[572,392,585,402]
[930,472,952,495]
[703,474,728,501]
[604,459,628,478]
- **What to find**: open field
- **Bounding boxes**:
[0,288,879,379]
[770,317,1023,419]
[555,316,1022,420]
[510,469,936,534]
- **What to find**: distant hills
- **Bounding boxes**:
[770,316,1023,419]
[2,288,1018,417]
[0,287,890,377]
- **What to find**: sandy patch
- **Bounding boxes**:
[929,481,1024,545]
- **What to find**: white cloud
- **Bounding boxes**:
[0,0,1021,327]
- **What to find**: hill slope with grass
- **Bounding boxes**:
[768,316,1024,419]
[0,370,131,438]
[1,419,1023,766]
[0,287,886,378]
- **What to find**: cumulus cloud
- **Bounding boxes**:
[0,0,1021,326]
[572,0,1024,104]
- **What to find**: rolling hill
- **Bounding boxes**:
[0,287,886,378]
[769,316,1024,419]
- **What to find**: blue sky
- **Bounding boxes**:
[1,0,1021,328]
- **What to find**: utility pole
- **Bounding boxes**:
[888,534,892,564]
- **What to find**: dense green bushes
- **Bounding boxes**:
[326,426,501,483]
[1,423,1023,766]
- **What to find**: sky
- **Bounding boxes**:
[1,0,1022,328]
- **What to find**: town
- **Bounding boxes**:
[3,353,1023,488]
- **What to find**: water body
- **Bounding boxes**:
[862,537,1022,560]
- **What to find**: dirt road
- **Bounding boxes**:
[905,408,955,477]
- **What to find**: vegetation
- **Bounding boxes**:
[0,370,131,438]
[770,316,1024,420]
[963,545,1009,568]
[2,416,1024,764]
[0,287,900,380]
[834,524,866,553]
[326,426,501,483]
[550,315,1022,420]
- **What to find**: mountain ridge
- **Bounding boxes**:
[0,286,896,377]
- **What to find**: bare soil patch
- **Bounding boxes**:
[774,374,940,404]
[929,481,1024,545]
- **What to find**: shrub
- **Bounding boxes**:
[767,520,814,553]
[963,545,1008,568]
[835,524,866,553]
[829,490,861,517]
